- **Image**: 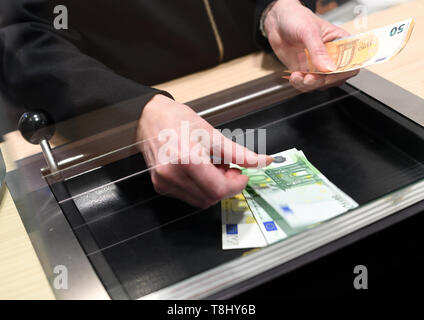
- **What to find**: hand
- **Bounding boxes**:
[264,0,359,92]
[136,94,273,208]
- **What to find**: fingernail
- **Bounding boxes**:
[246,154,259,165]
[256,155,271,167]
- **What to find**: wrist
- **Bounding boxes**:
[141,94,174,119]
[259,1,277,38]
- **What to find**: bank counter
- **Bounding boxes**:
[0,0,423,300]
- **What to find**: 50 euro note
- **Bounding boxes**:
[241,149,358,231]
[296,18,415,74]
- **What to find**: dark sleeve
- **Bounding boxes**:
[0,0,173,122]
[253,0,317,51]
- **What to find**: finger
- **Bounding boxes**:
[184,162,248,204]
[152,168,209,208]
[223,168,249,198]
[212,131,273,168]
[224,168,248,185]
[224,168,249,195]
[176,168,221,206]
[153,164,211,204]
[303,73,326,89]
[324,26,350,42]
[303,31,336,72]
[290,72,310,92]
[216,163,230,174]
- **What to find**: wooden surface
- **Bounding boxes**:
[0,0,423,299]
[0,185,55,299]
[342,0,424,99]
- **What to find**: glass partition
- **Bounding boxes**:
[44,82,424,299]
[1,0,423,300]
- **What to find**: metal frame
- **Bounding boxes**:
[6,169,110,300]
[142,180,424,299]
[348,70,424,126]
[6,69,424,300]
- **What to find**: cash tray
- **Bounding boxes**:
[7,70,424,299]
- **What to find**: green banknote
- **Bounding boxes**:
[221,190,287,249]
[242,186,289,244]
[241,148,358,231]
[222,149,359,250]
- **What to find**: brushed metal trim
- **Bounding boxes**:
[40,139,59,173]
[198,84,287,117]
[347,70,424,126]
[6,170,110,300]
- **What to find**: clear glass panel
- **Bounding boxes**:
[46,84,424,299]
[1,0,422,300]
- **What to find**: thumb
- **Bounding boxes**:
[303,31,336,72]
[216,135,273,168]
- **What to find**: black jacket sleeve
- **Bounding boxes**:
[254,0,317,51]
[0,0,172,122]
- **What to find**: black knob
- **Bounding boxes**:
[18,110,55,145]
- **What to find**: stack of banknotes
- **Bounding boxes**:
[222,148,358,250]
[284,18,415,75]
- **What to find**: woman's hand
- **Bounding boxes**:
[136,94,273,208]
[264,0,359,92]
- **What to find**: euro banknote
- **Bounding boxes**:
[222,149,358,249]
[242,187,288,245]
[241,149,358,231]
[289,18,415,74]
[221,193,267,250]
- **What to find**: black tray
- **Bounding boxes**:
[49,84,424,299]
